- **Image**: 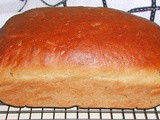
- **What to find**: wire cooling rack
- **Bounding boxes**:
[0,102,160,120]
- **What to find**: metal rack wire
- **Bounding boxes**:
[0,102,160,120]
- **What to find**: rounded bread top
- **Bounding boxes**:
[0,7,160,71]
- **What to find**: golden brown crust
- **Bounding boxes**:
[0,7,160,70]
[0,7,160,108]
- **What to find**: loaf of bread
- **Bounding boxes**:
[0,7,160,108]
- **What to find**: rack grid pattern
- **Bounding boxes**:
[0,102,160,120]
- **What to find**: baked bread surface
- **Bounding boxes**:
[0,7,160,108]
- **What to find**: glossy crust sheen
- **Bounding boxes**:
[0,7,160,108]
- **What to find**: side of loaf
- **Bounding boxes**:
[0,7,160,108]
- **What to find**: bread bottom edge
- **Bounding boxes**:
[0,78,160,109]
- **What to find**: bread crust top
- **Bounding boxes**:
[0,7,160,71]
